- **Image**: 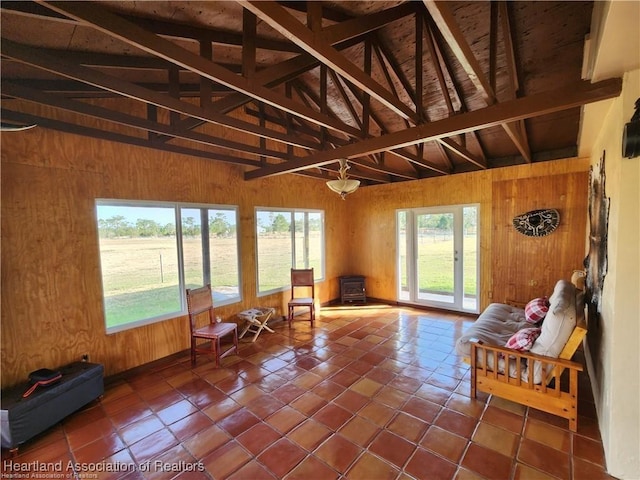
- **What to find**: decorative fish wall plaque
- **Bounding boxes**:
[512,209,560,237]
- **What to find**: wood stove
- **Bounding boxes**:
[339,275,366,304]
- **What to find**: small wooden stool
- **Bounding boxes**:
[238,307,275,342]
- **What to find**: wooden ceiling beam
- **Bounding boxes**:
[322,3,416,43]
[290,79,386,166]
[290,79,352,141]
[146,0,406,137]
[242,9,257,79]
[421,16,482,168]
[330,66,447,175]
[5,49,208,71]
[424,0,530,162]
[362,39,372,137]
[439,138,487,169]
[1,108,262,167]
[344,160,418,181]
[433,141,454,172]
[499,1,531,163]
[199,40,213,110]
[2,1,302,53]
[306,1,323,31]
[1,80,293,161]
[171,52,326,135]
[500,2,519,94]
[244,107,344,146]
[424,19,454,116]
[389,149,448,176]
[168,66,181,126]
[489,1,499,94]
[321,160,396,183]
[39,1,364,139]
[239,0,419,123]
[423,0,496,102]
[190,2,415,118]
[502,117,532,162]
[293,77,386,167]
[427,18,488,161]
[135,16,301,53]
[1,38,320,150]
[327,70,364,131]
[246,100,435,178]
[370,42,423,171]
[334,55,392,134]
[0,79,233,98]
[372,35,417,108]
[244,78,622,179]
[415,11,425,121]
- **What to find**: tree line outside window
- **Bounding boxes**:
[256,208,325,295]
[96,201,240,333]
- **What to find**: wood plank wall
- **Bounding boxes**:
[1,105,589,387]
[1,118,349,387]
[491,172,589,303]
[345,162,589,309]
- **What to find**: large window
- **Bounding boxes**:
[256,208,324,294]
[96,200,240,333]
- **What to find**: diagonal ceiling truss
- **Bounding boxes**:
[0,0,619,186]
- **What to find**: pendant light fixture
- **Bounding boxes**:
[326,159,360,200]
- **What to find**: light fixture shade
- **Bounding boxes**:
[326,178,360,195]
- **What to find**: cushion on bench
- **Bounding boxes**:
[459,279,581,384]
[456,280,580,359]
[455,303,530,357]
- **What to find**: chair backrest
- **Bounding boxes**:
[291,268,314,298]
[186,284,214,332]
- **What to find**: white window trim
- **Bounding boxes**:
[396,203,480,314]
[255,206,325,297]
[96,199,241,334]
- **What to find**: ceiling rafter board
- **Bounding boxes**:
[244,78,622,179]
[1,38,323,151]
[159,2,417,137]
[38,1,365,139]
[239,0,419,123]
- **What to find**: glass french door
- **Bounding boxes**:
[397,205,479,313]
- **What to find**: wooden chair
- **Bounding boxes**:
[186,284,238,367]
[288,268,316,327]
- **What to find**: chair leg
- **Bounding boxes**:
[214,337,221,368]
[232,327,239,354]
[190,338,197,366]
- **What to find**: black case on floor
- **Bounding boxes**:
[1,362,104,449]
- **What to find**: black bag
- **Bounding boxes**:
[22,368,62,398]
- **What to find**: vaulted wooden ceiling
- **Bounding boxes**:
[0,1,622,187]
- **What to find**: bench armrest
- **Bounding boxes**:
[470,341,583,371]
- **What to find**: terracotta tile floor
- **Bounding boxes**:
[2,305,617,480]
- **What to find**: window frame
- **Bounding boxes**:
[255,207,325,297]
[96,199,241,334]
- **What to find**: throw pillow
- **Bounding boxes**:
[525,297,549,323]
[505,327,542,351]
